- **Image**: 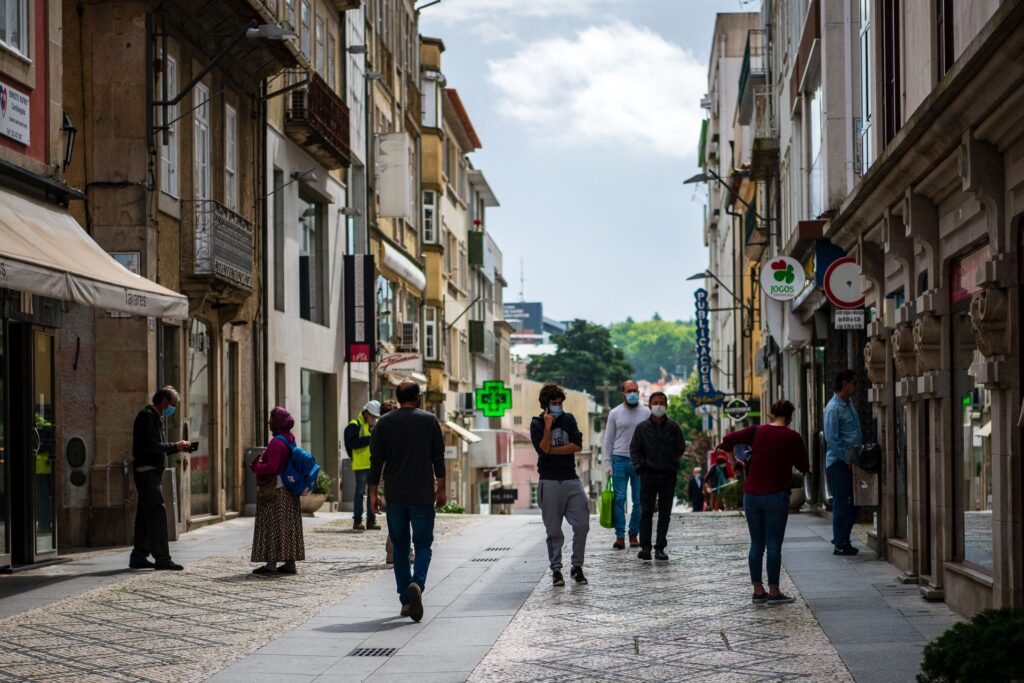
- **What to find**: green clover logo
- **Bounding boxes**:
[772,263,796,284]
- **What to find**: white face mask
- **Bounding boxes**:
[651,405,667,418]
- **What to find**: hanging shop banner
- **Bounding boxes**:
[823,256,866,308]
[724,398,750,420]
[688,288,726,408]
[344,254,375,362]
[760,256,807,301]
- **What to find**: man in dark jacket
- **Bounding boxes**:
[630,391,686,561]
[130,386,190,570]
[687,467,704,512]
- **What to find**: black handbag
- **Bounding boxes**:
[852,443,883,473]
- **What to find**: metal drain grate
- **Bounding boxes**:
[485,547,511,552]
[349,647,397,657]
[472,557,498,562]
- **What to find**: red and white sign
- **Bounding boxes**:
[823,257,865,308]
[0,81,30,145]
[378,352,422,374]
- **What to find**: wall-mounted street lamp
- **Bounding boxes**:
[61,113,77,170]
[684,168,769,225]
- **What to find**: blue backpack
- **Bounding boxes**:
[275,435,321,497]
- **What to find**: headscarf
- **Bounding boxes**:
[269,406,294,435]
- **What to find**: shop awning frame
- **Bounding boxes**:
[0,188,189,320]
[445,420,482,444]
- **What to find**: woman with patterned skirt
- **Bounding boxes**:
[250,406,305,575]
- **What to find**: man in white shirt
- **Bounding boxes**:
[604,380,651,549]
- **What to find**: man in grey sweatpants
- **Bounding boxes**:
[530,382,590,587]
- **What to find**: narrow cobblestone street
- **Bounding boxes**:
[0,510,962,682]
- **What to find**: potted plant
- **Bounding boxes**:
[917,608,1023,682]
[300,471,332,515]
[789,471,806,512]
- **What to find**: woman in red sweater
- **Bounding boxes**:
[250,407,305,575]
[718,399,809,605]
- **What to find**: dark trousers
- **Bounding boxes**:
[828,462,856,548]
[639,472,676,551]
[386,503,435,605]
[353,469,375,524]
[131,469,171,563]
[744,491,790,587]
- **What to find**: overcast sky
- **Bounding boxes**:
[419,0,758,325]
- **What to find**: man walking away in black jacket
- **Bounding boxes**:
[630,392,686,561]
[130,386,190,570]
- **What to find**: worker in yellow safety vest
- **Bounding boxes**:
[345,401,381,530]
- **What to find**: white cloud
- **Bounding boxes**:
[427,0,613,23]
[486,22,706,159]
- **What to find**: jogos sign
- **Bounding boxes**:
[759,256,806,301]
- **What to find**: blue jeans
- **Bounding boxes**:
[828,462,856,548]
[744,491,790,587]
[612,456,642,538]
[385,503,434,605]
[353,470,375,524]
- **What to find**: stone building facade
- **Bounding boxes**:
[701,0,1024,617]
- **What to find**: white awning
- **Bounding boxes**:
[445,420,482,444]
[384,370,428,388]
[0,189,189,319]
[379,241,426,292]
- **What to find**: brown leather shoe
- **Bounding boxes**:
[612,537,625,550]
[629,534,640,548]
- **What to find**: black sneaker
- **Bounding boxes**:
[752,592,769,604]
[833,544,860,556]
[570,566,588,584]
[637,549,652,561]
[406,582,424,621]
[654,550,669,561]
[767,592,796,605]
[353,521,366,531]
[128,558,155,570]
[154,561,184,571]
[552,571,565,587]
[366,522,381,530]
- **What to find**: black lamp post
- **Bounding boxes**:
[61,112,77,169]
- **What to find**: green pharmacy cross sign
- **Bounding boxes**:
[475,380,513,418]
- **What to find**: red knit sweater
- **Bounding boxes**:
[719,424,809,496]
[251,432,294,477]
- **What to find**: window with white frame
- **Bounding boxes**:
[224,104,238,211]
[0,0,29,57]
[422,190,437,243]
[193,83,211,201]
[459,240,468,291]
[859,0,874,172]
[424,307,438,360]
[284,0,296,30]
[159,55,180,197]
[327,31,336,91]
[422,74,441,128]
[315,17,325,76]
[808,83,824,218]
[300,0,311,58]
[459,330,469,380]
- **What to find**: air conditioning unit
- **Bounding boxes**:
[461,392,475,413]
[399,321,420,351]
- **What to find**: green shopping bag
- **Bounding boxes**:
[599,476,614,529]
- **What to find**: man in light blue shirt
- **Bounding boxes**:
[603,380,650,549]
[823,368,863,556]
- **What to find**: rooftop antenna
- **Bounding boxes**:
[519,258,525,302]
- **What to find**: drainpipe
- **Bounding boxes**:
[259,79,269,443]
[726,204,744,397]
[844,0,855,191]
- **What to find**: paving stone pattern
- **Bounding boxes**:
[470,513,854,683]
[0,515,479,683]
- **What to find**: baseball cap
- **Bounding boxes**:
[363,400,382,417]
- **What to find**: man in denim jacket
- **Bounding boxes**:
[824,369,863,556]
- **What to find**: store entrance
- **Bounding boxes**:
[3,322,58,568]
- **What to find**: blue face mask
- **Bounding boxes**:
[548,404,563,417]
[163,405,176,418]
[625,392,640,406]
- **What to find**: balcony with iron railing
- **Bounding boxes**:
[182,199,254,302]
[285,72,353,169]
[743,195,768,262]
[737,29,766,126]
[751,84,780,179]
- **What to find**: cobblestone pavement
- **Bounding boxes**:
[0,514,479,683]
[470,512,854,683]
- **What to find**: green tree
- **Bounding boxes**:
[666,373,702,437]
[608,318,697,381]
[527,319,634,403]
